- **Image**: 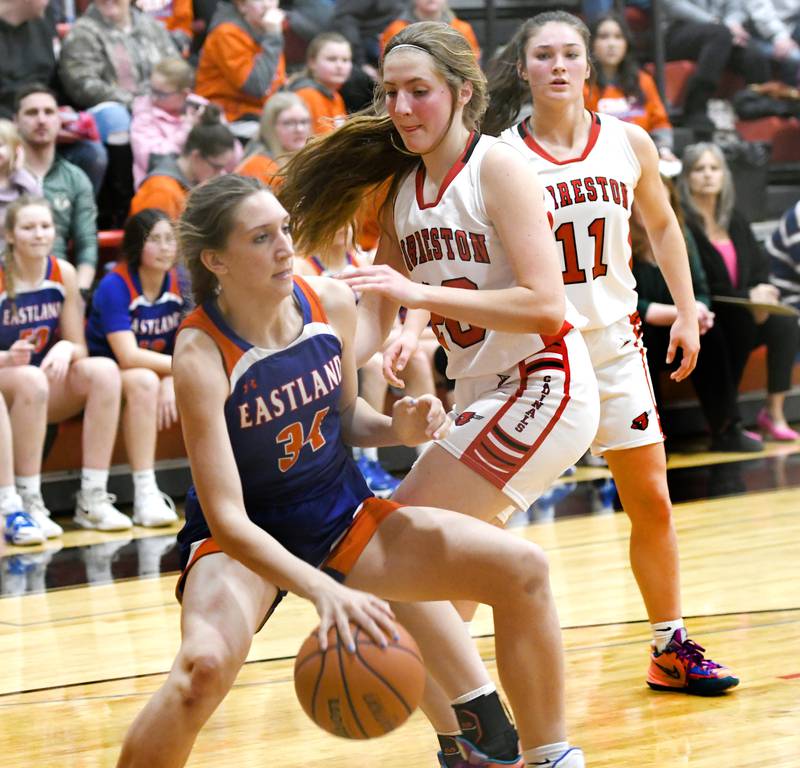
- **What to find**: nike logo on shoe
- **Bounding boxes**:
[654,661,682,679]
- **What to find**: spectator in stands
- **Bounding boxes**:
[59,0,178,135]
[661,0,773,136]
[727,0,800,84]
[85,208,182,527]
[195,0,287,138]
[136,0,195,54]
[1,195,130,532]
[14,85,98,292]
[330,0,404,111]
[289,32,352,135]
[0,0,55,121]
[679,142,800,441]
[379,0,480,60]
[633,174,763,451]
[768,199,800,313]
[130,57,205,189]
[587,13,678,162]
[236,92,311,186]
[0,120,40,251]
[130,104,236,218]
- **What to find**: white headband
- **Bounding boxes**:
[384,43,433,58]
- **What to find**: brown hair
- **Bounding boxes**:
[178,174,267,305]
[182,104,236,158]
[483,11,591,137]
[2,195,53,307]
[280,21,487,254]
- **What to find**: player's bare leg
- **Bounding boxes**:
[116,554,277,768]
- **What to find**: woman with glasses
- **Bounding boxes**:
[86,208,185,527]
[130,105,236,219]
[236,92,311,188]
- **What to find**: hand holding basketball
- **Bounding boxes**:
[309,573,397,652]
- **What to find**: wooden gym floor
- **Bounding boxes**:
[1,442,799,767]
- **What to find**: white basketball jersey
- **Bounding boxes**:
[393,132,583,380]
[501,113,641,330]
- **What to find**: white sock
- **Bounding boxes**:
[524,741,570,764]
[132,469,158,498]
[450,682,496,706]
[81,468,109,494]
[0,484,22,512]
[15,475,41,498]
[362,446,379,462]
[652,618,684,652]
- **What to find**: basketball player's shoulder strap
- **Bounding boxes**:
[178,304,248,378]
[293,275,329,325]
[109,262,140,301]
[47,255,65,286]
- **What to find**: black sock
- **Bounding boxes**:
[453,691,519,760]
[437,734,462,767]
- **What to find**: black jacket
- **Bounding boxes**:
[686,209,770,300]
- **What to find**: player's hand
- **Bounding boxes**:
[311,574,397,653]
[5,340,35,367]
[157,376,178,431]
[666,311,699,381]
[259,1,285,35]
[382,330,420,388]
[337,265,426,309]
[391,394,451,445]
[39,341,73,383]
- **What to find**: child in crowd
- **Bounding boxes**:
[289,32,352,135]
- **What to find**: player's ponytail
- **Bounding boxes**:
[280,21,487,255]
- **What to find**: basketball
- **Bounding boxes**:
[293,622,426,739]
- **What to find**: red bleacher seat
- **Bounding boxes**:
[736,116,800,162]
[97,229,124,271]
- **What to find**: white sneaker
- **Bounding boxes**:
[21,492,63,538]
[3,509,46,546]
[74,489,132,531]
[132,488,178,527]
[540,747,585,767]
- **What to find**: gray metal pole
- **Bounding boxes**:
[651,0,666,102]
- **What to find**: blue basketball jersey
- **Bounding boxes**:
[86,264,185,358]
[0,256,65,366]
[177,276,372,567]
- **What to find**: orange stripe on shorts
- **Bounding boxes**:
[175,537,223,602]
[323,497,400,578]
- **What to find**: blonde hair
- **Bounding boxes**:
[0,120,22,177]
[2,195,53,308]
[245,91,311,161]
[153,57,194,91]
[280,21,487,254]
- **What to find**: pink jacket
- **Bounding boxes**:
[130,95,195,189]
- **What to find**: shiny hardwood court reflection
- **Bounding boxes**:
[1,448,799,767]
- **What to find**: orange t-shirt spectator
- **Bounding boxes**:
[380,1,480,61]
[236,92,311,188]
[587,13,676,159]
[289,32,352,135]
[195,0,287,124]
[130,105,237,218]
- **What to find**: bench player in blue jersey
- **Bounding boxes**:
[116,174,585,768]
[0,196,129,534]
[86,209,184,528]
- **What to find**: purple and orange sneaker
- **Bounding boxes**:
[454,736,525,767]
[647,629,739,695]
